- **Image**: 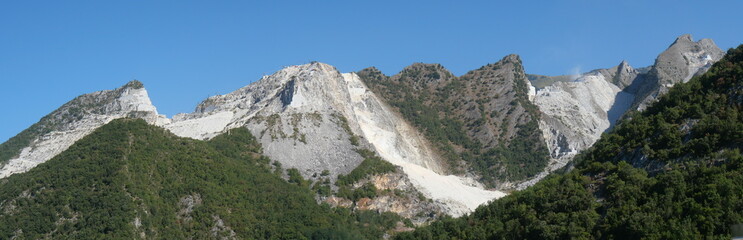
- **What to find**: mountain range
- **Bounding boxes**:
[1,34,739,239]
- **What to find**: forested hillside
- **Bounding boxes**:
[395,45,743,239]
[0,119,403,239]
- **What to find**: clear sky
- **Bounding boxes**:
[2,0,742,142]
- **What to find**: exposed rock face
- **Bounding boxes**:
[522,71,634,188]
[633,34,725,110]
[0,81,167,178]
[344,72,447,174]
[534,61,640,162]
[522,34,724,189]
[591,60,640,89]
[326,171,446,224]
[358,55,550,188]
[161,62,505,216]
[177,193,202,222]
[527,74,576,89]
[164,63,369,178]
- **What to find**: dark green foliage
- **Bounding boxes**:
[312,179,332,197]
[0,80,148,166]
[397,172,599,239]
[0,119,397,239]
[337,183,378,201]
[358,67,475,173]
[287,168,310,188]
[397,45,743,239]
[123,80,144,89]
[473,118,550,183]
[349,135,360,146]
[583,46,743,166]
[0,124,43,165]
[336,149,396,186]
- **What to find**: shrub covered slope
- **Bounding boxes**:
[0,119,401,239]
[396,45,743,239]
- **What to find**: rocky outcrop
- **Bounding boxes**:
[590,60,640,89]
[163,63,370,178]
[0,81,167,178]
[521,71,634,188]
[326,171,446,224]
[522,34,724,189]
[633,34,725,110]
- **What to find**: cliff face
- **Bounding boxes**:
[525,70,635,188]
[163,63,369,178]
[0,81,167,178]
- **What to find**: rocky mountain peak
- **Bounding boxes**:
[633,34,725,110]
[673,33,694,45]
[0,81,166,178]
[612,60,639,88]
[258,62,341,87]
[122,79,145,89]
[698,38,720,50]
[618,60,630,69]
[616,60,635,76]
[527,35,726,189]
[500,54,522,64]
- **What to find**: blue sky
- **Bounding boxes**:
[1,0,742,142]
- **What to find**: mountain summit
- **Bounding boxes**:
[634,34,725,110]
[0,81,167,178]
[523,34,724,188]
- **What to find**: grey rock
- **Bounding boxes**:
[633,34,725,110]
[0,81,167,178]
[521,34,724,189]
[162,62,504,216]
